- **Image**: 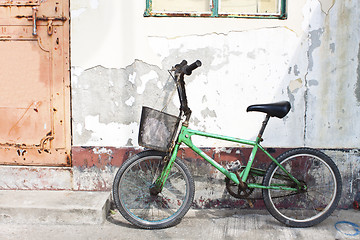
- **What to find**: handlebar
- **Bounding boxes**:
[173,60,202,76]
[171,60,202,125]
[184,60,202,75]
[175,60,188,70]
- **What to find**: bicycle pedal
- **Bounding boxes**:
[226,160,241,172]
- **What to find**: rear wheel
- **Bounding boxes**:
[262,148,342,227]
[112,150,195,229]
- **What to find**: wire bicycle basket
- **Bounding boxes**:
[138,106,181,152]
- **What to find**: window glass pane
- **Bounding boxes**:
[220,0,279,13]
[152,0,210,12]
[220,0,257,13]
[258,0,278,13]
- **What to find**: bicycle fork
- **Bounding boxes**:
[150,144,180,195]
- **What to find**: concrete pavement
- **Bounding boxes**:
[0,209,359,240]
[0,190,359,240]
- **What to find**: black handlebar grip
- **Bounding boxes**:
[175,60,188,69]
[184,60,202,75]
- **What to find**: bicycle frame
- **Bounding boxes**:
[154,63,302,194]
[156,124,303,193]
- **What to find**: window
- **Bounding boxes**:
[144,0,286,19]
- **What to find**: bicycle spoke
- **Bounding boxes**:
[114,152,194,228]
[263,149,341,227]
[121,180,147,192]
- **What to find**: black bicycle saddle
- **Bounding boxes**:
[246,101,291,119]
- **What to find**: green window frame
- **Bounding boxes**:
[144,0,286,19]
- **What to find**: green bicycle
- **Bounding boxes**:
[112,60,342,229]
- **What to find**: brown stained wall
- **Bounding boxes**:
[70,146,358,209]
[72,146,287,168]
[0,145,356,208]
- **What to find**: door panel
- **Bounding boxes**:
[0,0,70,166]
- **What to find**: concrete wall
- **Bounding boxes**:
[69,0,360,208]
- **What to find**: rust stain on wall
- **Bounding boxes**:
[72,147,139,169]
[71,146,355,208]
[72,146,288,169]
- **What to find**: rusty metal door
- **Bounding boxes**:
[0,0,70,166]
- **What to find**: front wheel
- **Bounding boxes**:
[112,150,195,229]
[262,148,342,227]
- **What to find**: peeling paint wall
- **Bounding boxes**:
[71,0,360,148]
[69,0,360,205]
[71,1,308,148]
[72,62,177,147]
[304,0,360,147]
[71,0,360,149]
[73,29,307,148]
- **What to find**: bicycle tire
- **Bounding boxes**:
[262,148,342,227]
[112,150,195,229]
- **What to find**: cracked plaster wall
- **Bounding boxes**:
[304,0,360,147]
[71,0,360,149]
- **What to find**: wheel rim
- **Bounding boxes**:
[267,153,338,223]
[118,156,190,224]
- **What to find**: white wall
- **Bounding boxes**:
[70,0,360,148]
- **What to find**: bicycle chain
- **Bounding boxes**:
[225,174,304,201]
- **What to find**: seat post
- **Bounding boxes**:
[257,114,270,142]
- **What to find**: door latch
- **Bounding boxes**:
[32,7,38,36]
[17,7,67,37]
[47,20,53,35]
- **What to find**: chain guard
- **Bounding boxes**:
[225,174,256,199]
